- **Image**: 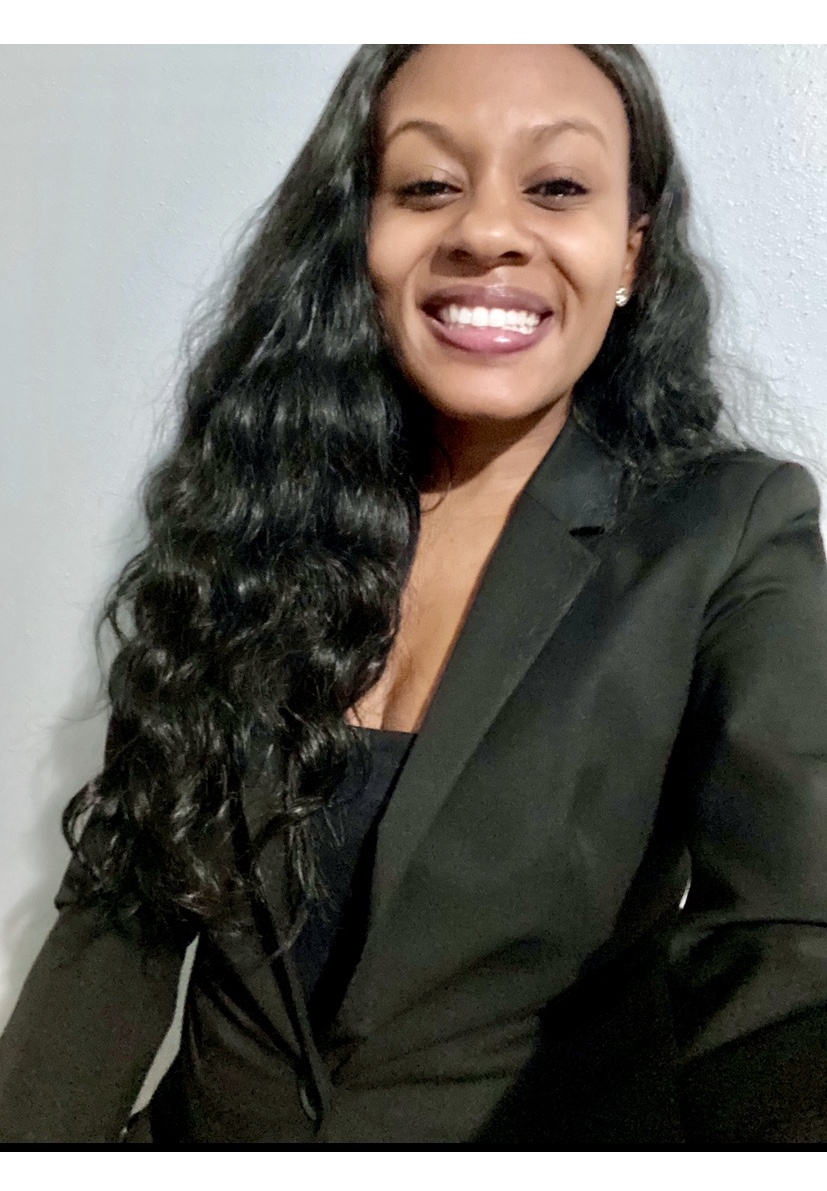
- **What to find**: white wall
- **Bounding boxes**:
[2,45,826,1030]
[643,45,827,473]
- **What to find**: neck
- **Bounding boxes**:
[422,395,572,516]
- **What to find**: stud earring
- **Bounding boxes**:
[615,287,630,308]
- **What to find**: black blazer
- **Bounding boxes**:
[2,419,827,1146]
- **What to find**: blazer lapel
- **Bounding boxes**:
[359,418,621,937]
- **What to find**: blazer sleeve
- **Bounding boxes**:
[0,843,190,1143]
[666,461,827,1144]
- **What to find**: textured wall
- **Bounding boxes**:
[644,45,827,473]
[1,45,826,1030]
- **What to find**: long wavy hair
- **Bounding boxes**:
[64,45,724,933]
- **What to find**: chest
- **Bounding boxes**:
[347,505,512,733]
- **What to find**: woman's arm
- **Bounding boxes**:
[667,462,827,1143]
[0,847,191,1143]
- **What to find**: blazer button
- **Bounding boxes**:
[297,1074,320,1122]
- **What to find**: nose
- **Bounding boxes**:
[439,179,535,269]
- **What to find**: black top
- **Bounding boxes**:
[292,726,418,1023]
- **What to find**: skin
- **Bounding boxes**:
[349,45,646,732]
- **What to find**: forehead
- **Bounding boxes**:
[376,44,630,159]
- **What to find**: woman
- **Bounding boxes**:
[1,43,826,1146]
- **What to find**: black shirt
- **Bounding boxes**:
[293,726,418,1022]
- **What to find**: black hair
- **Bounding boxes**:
[64,45,725,932]
[573,45,722,478]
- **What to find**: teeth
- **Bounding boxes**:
[440,305,541,333]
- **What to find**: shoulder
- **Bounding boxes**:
[619,449,822,559]
[691,448,820,511]
[594,449,825,618]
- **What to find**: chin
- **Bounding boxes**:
[418,381,571,426]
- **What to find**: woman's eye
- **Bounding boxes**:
[396,179,459,207]
[526,178,588,204]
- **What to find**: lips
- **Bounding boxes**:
[421,285,554,355]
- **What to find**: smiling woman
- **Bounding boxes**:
[369,46,645,433]
[1,44,827,1147]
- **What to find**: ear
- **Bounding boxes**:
[621,214,649,294]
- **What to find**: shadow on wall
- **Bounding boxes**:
[0,501,147,1019]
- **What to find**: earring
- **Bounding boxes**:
[615,287,630,308]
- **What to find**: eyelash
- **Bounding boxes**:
[395,177,588,206]
[397,180,460,203]
[526,178,588,200]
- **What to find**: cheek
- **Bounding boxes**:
[368,207,439,308]
[549,218,631,295]
[368,214,409,300]
[367,225,411,358]
[366,210,393,297]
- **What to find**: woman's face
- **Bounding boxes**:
[369,45,645,429]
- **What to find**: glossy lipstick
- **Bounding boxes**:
[422,285,553,355]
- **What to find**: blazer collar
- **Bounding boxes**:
[336,418,622,1026]
[524,414,621,532]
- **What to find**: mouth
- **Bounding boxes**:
[420,286,554,355]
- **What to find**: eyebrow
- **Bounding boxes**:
[529,119,608,148]
[384,117,608,150]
